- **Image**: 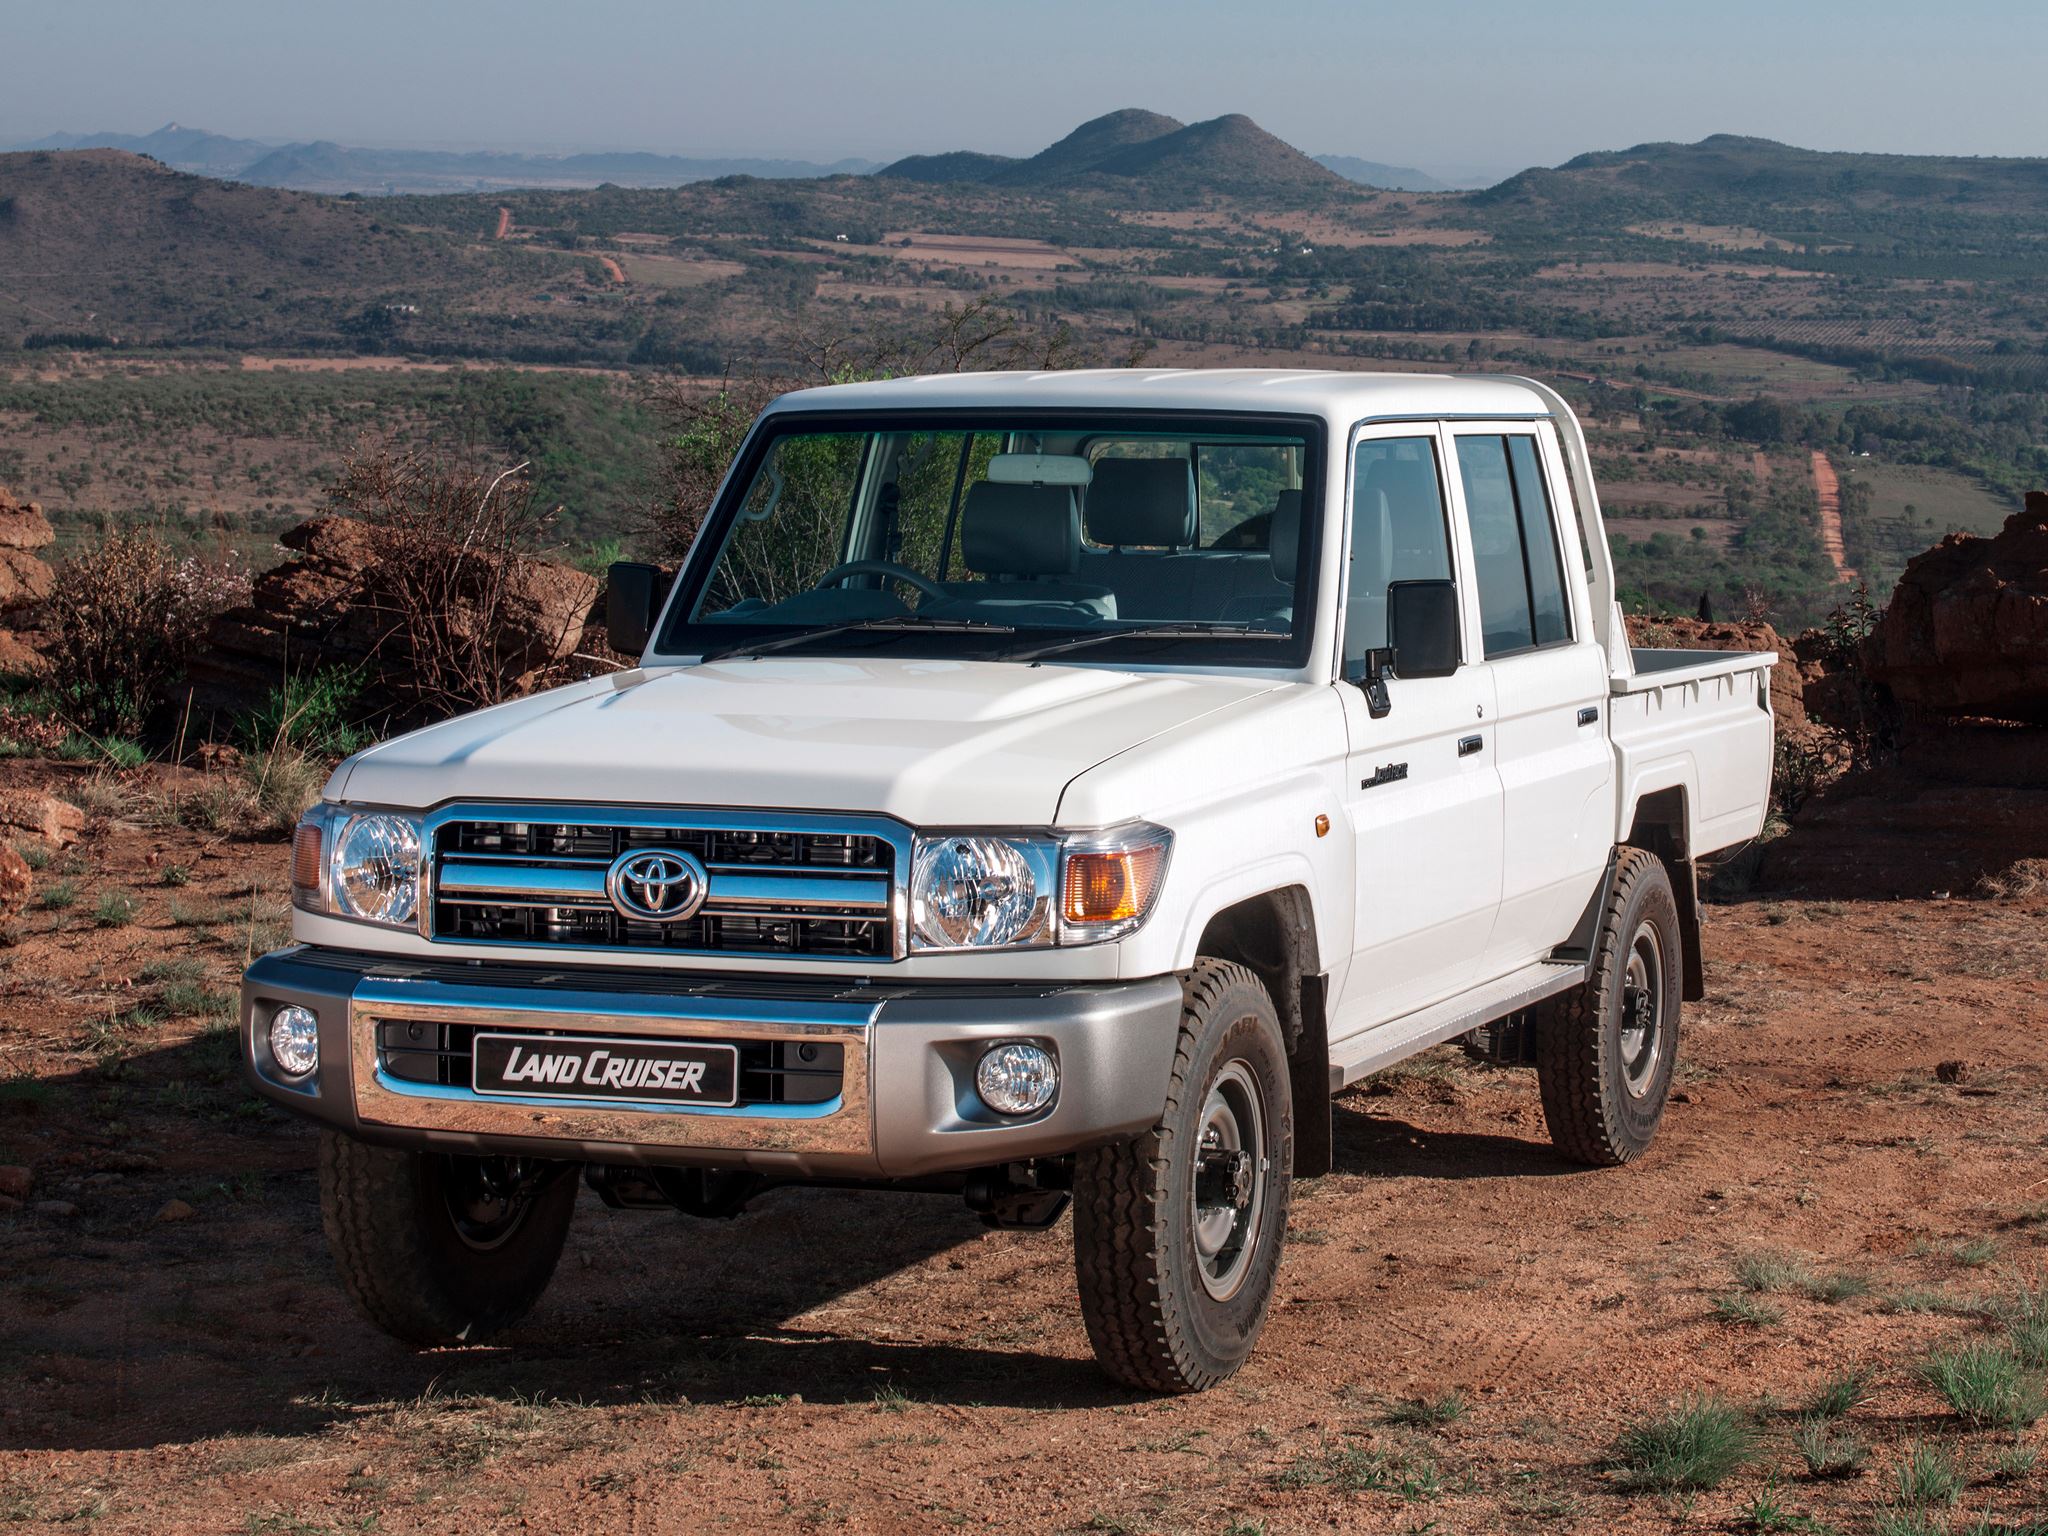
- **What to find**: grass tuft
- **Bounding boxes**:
[1920,1341,2046,1429]
[1892,1440,1964,1508]
[1735,1251,1812,1294]
[1794,1415,1867,1480]
[39,878,79,911]
[1612,1395,1755,1492]
[1805,1367,1875,1421]
[93,888,139,927]
[1800,1270,1873,1305]
[1383,1392,1466,1429]
[1713,1292,1785,1328]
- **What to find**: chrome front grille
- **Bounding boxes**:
[426,807,904,960]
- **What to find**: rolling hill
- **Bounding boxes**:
[1312,154,1446,193]
[877,108,1350,202]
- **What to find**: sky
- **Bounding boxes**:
[5,0,2046,182]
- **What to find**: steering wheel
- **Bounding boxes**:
[814,559,948,602]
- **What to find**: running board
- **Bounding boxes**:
[1328,959,1587,1092]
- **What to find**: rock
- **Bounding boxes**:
[0,1165,31,1199]
[1935,1060,1968,1085]
[0,791,85,847]
[1870,490,2048,723]
[0,547,53,610]
[190,513,602,728]
[0,1194,19,1214]
[0,845,29,916]
[0,630,47,675]
[0,489,55,552]
[154,1198,196,1223]
[31,1199,78,1218]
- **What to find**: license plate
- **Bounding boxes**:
[471,1033,739,1108]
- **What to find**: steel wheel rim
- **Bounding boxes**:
[1619,920,1665,1097]
[1189,1058,1267,1301]
[441,1156,543,1252]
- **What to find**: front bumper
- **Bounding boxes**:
[240,948,1182,1179]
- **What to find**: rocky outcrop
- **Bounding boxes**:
[189,515,600,724]
[0,486,56,671]
[1870,491,2048,723]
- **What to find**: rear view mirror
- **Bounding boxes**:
[606,561,674,657]
[1388,580,1459,679]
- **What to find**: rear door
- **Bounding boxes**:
[1330,425,1504,1039]
[1444,425,1613,973]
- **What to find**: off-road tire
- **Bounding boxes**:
[1535,847,1683,1166]
[319,1131,578,1347]
[1072,959,1294,1393]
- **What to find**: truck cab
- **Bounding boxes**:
[243,370,1775,1391]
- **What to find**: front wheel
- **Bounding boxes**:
[319,1131,579,1347]
[1072,959,1294,1393]
[1534,846,1683,1166]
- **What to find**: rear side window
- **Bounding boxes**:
[1344,437,1453,664]
[1456,435,1571,658]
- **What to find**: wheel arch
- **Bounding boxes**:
[1623,787,1705,1002]
[1192,885,1332,1177]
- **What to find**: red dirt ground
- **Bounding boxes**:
[1811,451,1859,586]
[0,757,2044,1533]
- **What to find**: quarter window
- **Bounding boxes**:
[1344,437,1453,665]
[1456,435,1571,658]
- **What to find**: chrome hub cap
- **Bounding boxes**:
[1619,921,1665,1098]
[1190,1059,1267,1301]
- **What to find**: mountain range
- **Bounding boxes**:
[7,123,881,193]
[10,113,1447,197]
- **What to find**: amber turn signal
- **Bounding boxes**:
[1063,842,1168,925]
[291,821,323,892]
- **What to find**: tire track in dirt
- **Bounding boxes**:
[1810,450,1858,585]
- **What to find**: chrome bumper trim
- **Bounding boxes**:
[348,977,878,1155]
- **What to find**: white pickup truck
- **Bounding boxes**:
[242,369,1774,1391]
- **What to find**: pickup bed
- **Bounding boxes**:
[243,368,1773,1391]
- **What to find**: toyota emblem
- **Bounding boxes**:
[605,848,710,924]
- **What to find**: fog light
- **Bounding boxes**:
[975,1042,1057,1116]
[267,1004,319,1078]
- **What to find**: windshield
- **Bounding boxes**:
[658,410,1323,667]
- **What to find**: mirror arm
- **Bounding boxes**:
[1359,647,1394,720]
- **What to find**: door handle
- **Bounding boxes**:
[1577,706,1600,726]
[1458,734,1484,757]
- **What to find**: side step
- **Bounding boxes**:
[1327,959,1586,1092]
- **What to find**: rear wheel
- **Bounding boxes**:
[319,1131,578,1346]
[1072,959,1293,1393]
[1535,847,1683,1166]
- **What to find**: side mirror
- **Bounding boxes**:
[606,561,674,656]
[1388,579,1460,679]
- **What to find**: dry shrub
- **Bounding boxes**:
[45,530,249,736]
[1976,858,2048,901]
[326,452,575,716]
[164,748,326,841]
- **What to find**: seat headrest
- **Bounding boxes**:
[1086,458,1196,549]
[961,481,1081,577]
[1271,489,1304,584]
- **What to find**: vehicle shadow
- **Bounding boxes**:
[1329,1096,1580,1181]
[0,1036,1126,1454]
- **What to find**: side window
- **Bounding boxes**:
[1344,437,1452,665]
[1456,435,1571,658]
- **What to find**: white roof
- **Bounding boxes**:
[766,367,1554,422]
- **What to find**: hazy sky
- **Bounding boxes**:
[6,0,2045,177]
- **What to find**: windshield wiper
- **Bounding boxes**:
[695,615,1019,664]
[995,621,1290,665]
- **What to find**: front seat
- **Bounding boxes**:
[939,481,1117,620]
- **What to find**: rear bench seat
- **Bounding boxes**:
[1079,458,1294,623]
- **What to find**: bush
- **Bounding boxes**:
[239,666,371,760]
[44,529,248,737]
[1612,1395,1755,1491]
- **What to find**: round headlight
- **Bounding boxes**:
[267,1004,319,1078]
[911,836,1039,949]
[333,813,422,926]
[976,1042,1058,1116]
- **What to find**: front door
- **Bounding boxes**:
[1330,426,1504,1041]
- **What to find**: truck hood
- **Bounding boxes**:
[331,658,1283,825]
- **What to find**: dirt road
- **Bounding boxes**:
[493,205,511,241]
[1811,450,1859,585]
[1,759,2045,1532]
